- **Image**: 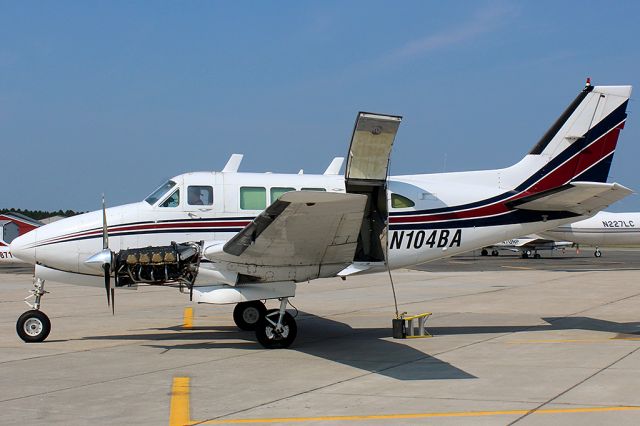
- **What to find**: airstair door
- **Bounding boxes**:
[345,112,402,262]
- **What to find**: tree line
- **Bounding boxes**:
[0,208,83,221]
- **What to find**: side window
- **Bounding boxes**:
[240,187,266,210]
[270,187,295,202]
[188,186,213,206]
[160,189,180,208]
[301,187,326,192]
[391,193,415,209]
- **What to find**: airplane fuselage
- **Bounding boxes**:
[11,163,588,285]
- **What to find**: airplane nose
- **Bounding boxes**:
[9,230,37,264]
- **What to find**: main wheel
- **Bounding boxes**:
[594,249,602,258]
[491,250,499,256]
[16,310,51,343]
[233,301,266,331]
[521,251,529,259]
[480,249,488,256]
[255,309,297,349]
[534,253,541,259]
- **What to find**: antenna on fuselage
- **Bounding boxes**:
[222,154,244,173]
[323,157,344,175]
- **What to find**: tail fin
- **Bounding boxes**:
[526,82,631,190]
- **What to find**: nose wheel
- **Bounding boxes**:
[16,277,51,343]
[16,310,51,342]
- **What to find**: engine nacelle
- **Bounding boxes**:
[114,241,202,287]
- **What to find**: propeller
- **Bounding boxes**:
[102,195,115,314]
[85,195,115,314]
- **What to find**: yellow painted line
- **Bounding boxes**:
[198,406,640,424]
[169,377,191,426]
[183,307,193,329]
[168,378,640,425]
[501,265,532,270]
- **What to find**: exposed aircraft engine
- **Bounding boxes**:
[114,241,202,287]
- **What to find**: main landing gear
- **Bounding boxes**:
[16,278,51,343]
[521,250,541,259]
[233,301,267,331]
[233,298,297,349]
[594,248,602,258]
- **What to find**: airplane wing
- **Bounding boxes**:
[508,182,633,215]
[204,191,367,269]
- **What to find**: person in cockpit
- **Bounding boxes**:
[188,187,204,205]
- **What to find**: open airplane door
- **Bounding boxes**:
[345,112,402,262]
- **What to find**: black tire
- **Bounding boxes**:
[594,250,602,258]
[233,301,266,331]
[480,249,488,256]
[255,309,297,349]
[16,310,51,343]
[521,252,529,259]
[491,250,499,256]
[534,253,541,259]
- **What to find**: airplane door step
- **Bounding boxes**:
[392,312,432,339]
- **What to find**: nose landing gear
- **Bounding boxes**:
[16,278,51,343]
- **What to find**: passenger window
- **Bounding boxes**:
[160,190,180,208]
[188,186,213,206]
[240,187,266,210]
[391,193,415,208]
[270,187,295,201]
[301,188,326,192]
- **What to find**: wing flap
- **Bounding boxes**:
[509,181,633,215]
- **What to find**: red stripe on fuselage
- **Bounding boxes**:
[38,220,252,246]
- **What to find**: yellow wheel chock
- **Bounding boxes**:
[392,312,432,339]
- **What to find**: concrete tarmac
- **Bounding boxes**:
[1,252,639,425]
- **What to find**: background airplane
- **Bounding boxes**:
[482,211,640,258]
[540,211,640,257]
[480,235,572,259]
[0,213,41,263]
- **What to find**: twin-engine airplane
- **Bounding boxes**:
[10,82,633,348]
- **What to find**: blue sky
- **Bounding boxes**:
[2,1,640,211]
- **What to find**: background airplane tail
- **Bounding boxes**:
[520,82,631,193]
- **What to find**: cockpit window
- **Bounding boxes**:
[145,180,177,205]
[188,186,213,205]
[160,189,180,208]
[391,193,415,208]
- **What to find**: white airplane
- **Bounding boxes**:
[9,82,633,348]
[480,235,573,259]
[0,213,41,263]
[540,211,640,257]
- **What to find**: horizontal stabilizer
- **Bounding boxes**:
[205,191,367,268]
[509,181,633,215]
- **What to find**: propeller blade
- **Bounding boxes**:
[102,194,109,250]
[103,263,111,307]
[112,273,118,315]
